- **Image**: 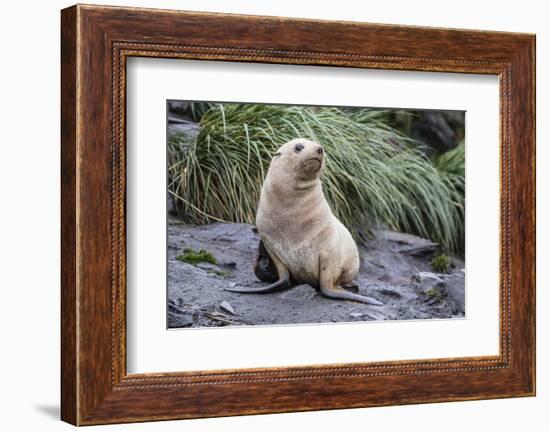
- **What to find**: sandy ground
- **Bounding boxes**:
[167,219,465,328]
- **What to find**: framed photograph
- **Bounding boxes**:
[61,4,536,425]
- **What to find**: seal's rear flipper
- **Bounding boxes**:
[322,288,384,306]
[254,240,278,283]
[319,255,383,305]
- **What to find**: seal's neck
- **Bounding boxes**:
[264,175,323,208]
[294,178,319,191]
[268,168,319,189]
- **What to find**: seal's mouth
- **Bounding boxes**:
[301,157,323,172]
[304,156,322,165]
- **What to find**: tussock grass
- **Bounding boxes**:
[433,142,465,252]
[434,141,465,178]
[169,104,465,252]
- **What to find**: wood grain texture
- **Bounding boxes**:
[60,4,536,425]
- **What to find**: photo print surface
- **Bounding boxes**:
[166,101,465,329]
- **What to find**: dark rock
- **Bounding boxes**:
[441,272,466,314]
[168,311,194,328]
[411,272,445,295]
[168,101,190,114]
[167,121,201,144]
[377,288,402,299]
[196,262,220,271]
[382,230,440,256]
[168,302,185,314]
[358,228,439,288]
[410,271,465,314]
[410,111,464,155]
[221,261,237,270]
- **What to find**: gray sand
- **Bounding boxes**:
[167,219,465,328]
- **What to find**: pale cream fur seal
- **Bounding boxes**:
[226,138,382,305]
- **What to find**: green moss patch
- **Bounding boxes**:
[176,248,217,265]
[431,254,451,273]
[425,287,445,301]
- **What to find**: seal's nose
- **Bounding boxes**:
[317,146,324,155]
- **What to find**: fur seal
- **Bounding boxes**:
[226,138,382,305]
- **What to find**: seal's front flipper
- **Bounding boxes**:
[224,275,290,294]
[342,282,359,293]
[226,250,291,294]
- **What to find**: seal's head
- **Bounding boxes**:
[272,138,325,181]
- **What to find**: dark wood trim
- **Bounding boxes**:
[60,5,78,425]
[61,4,536,425]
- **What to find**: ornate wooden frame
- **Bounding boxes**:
[61,4,536,425]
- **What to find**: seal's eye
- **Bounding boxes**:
[294,143,304,153]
